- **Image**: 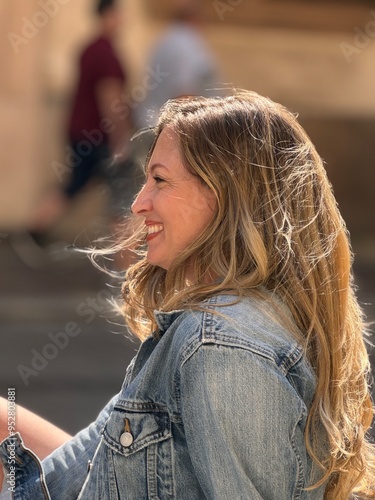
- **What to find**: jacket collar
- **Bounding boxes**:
[154,309,185,336]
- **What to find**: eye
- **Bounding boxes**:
[153,176,165,184]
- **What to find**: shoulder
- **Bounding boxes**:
[153,294,316,410]
[81,37,115,61]
[157,294,305,373]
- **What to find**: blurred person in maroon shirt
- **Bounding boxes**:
[16,0,137,267]
[67,0,129,200]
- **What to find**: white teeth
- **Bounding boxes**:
[147,224,163,235]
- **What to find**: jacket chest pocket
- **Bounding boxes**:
[102,403,175,499]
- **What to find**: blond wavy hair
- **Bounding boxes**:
[118,90,375,498]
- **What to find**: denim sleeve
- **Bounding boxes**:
[179,343,310,500]
[0,393,119,500]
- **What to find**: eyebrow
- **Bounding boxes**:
[148,163,169,175]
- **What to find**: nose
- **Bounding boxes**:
[131,184,152,215]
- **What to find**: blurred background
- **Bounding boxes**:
[1,0,375,435]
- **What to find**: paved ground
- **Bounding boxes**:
[1,224,375,437]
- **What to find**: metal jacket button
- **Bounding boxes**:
[120,418,133,447]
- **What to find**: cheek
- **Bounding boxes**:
[189,188,213,213]
[177,200,209,227]
[194,189,217,226]
[186,198,216,235]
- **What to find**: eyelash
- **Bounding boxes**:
[153,176,165,184]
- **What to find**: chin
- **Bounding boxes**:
[146,256,168,270]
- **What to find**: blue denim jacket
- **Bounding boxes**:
[0,294,325,499]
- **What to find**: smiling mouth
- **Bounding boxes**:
[146,224,164,241]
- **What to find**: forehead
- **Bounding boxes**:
[153,128,179,154]
[147,128,184,171]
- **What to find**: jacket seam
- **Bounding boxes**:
[290,407,308,499]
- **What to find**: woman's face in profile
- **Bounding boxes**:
[132,127,216,270]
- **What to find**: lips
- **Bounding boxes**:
[145,222,164,241]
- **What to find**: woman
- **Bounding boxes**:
[1,90,374,499]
